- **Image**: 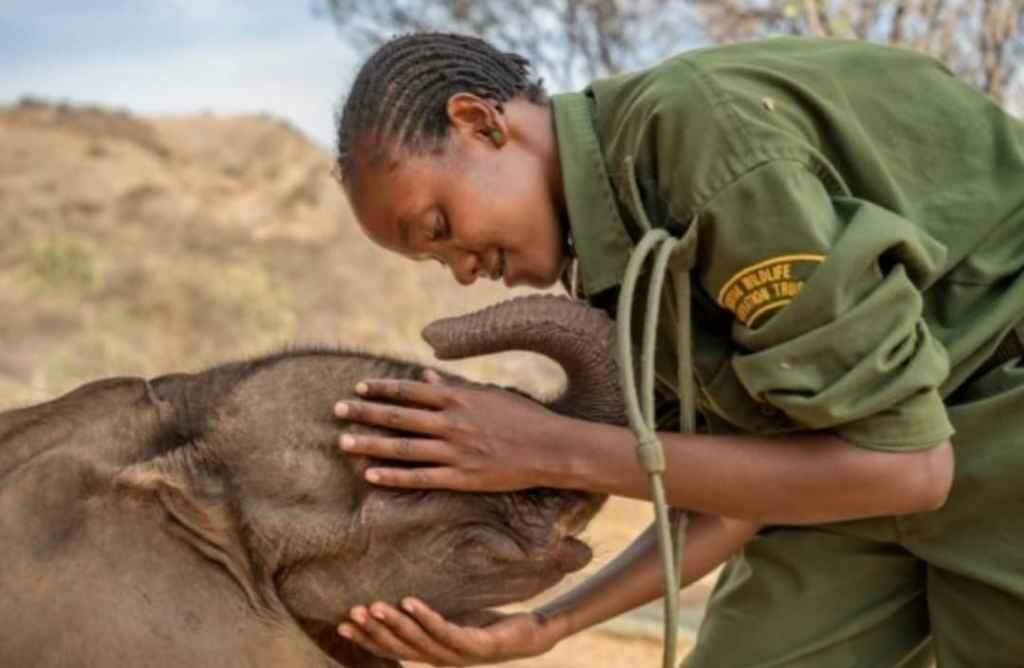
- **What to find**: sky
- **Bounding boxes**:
[2,1,1018,150]
[0,1,357,148]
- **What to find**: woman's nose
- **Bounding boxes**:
[451,252,480,286]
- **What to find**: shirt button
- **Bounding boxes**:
[761,97,776,111]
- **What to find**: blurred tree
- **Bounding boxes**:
[315,0,697,89]
[318,0,1021,106]
[693,0,1022,106]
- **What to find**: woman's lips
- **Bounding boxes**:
[489,250,505,281]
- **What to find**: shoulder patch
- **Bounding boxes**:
[717,254,825,327]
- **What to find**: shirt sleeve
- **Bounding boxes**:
[694,159,954,451]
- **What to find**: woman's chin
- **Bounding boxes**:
[498,253,568,290]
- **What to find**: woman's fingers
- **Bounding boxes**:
[361,465,478,491]
[340,599,547,666]
[337,621,394,660]
[339,434,480,489]
[367,602,468,665]
[340,434,452,464]
[335,398,448,436]
[356,378,452,408]
[341,605,426,662]
[401,598,496,656]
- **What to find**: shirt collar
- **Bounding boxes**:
[551,91,634,297]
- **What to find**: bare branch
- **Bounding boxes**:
[803,0,828,36]
[890,1,909,44]
[318,0,1023,106]
[854,1,883,37]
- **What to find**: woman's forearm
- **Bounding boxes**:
[543,416,953,525]
[537,514,758,640]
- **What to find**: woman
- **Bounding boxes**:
[330,32,1024,666]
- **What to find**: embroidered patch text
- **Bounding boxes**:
[717,254,825,327]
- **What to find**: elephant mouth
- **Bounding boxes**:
[536,492,601,574]
[446,536,594,616]
[552,534,593,573]
[448,503,599,615]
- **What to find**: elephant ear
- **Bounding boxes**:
[300,619,402,668]
[115,451,272,611]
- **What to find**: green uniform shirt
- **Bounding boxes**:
[552,37,1024,452]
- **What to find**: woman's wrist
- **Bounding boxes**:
[533,600,577,645]
[538,416,641,495]
[530,412,595,490]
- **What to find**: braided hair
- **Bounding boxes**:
[335,32,547,183]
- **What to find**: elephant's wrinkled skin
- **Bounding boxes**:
[0,296,624,667]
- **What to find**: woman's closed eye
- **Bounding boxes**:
[426,212,450,242]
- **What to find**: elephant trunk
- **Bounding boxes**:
[421,295,625,426]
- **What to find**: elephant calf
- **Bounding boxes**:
[0,296,624,667]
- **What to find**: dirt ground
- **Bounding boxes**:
[0,100,711,667]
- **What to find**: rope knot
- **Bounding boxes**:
[635,432,666,473]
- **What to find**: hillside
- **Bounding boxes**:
[0,98,564,407]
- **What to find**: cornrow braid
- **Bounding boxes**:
[335,32,547,183]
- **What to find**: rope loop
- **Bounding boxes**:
[616,226,691,668]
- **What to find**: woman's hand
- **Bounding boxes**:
[334,370,569,492]
[337,598,565,666]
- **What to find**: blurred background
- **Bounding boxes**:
[2,2,1021,666]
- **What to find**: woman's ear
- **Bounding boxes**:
[445,92,508,147]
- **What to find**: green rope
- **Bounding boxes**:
[616,227,690,668]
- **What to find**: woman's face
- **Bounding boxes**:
[344,97,567,289]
